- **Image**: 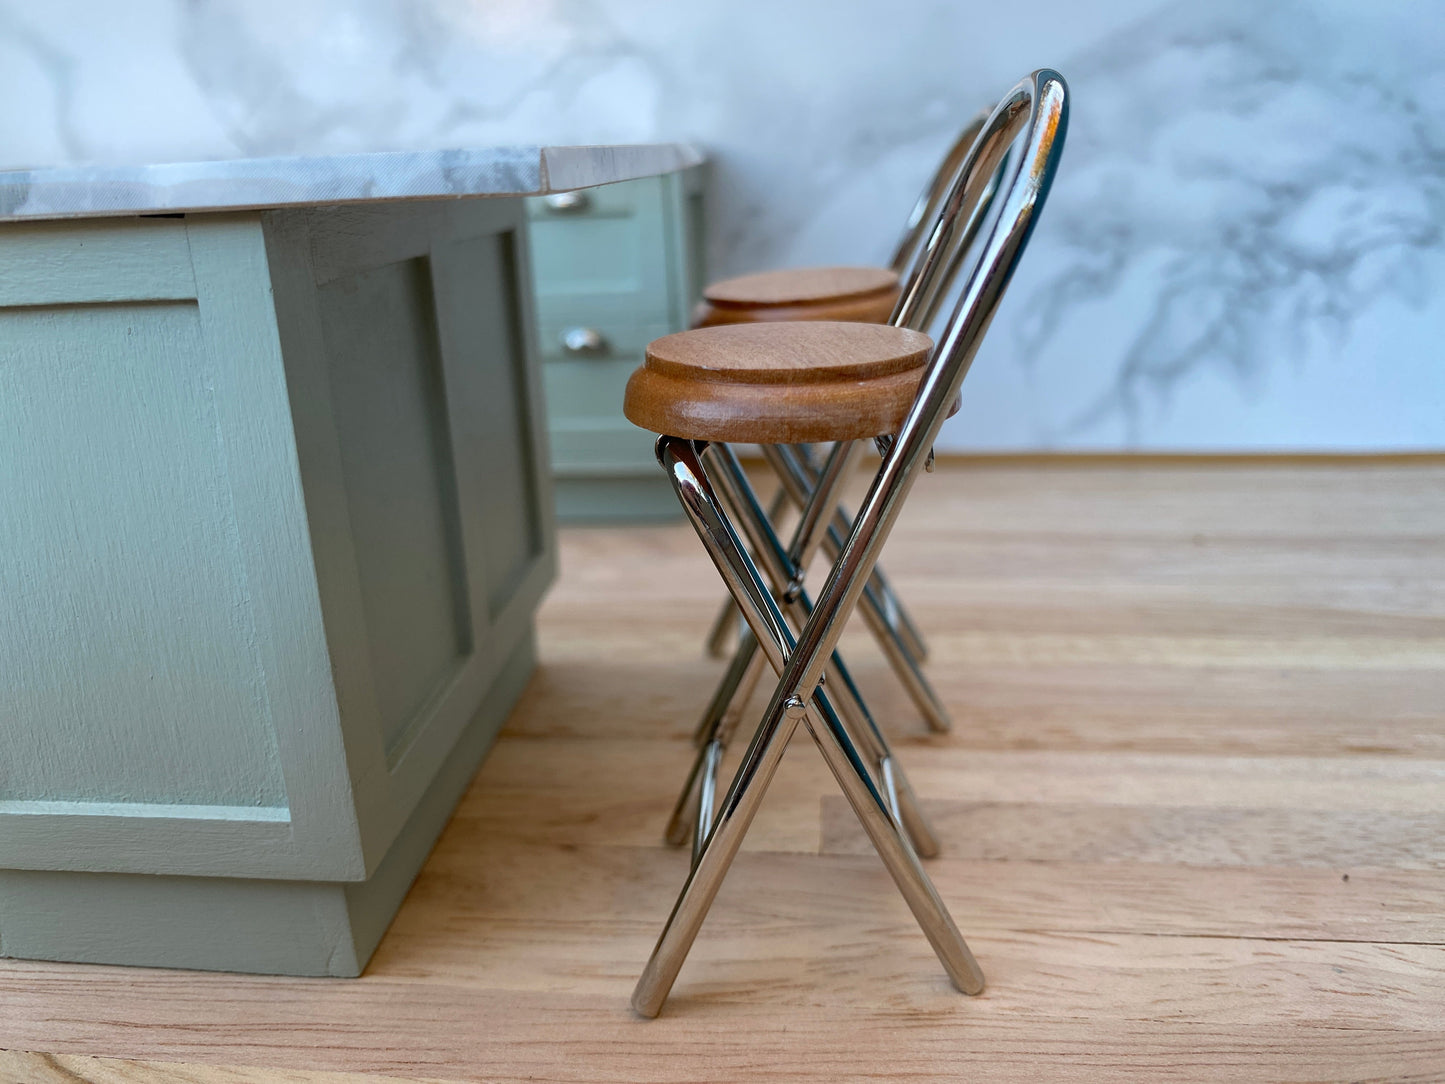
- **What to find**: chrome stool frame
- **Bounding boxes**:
[667,109,1012,852]
[698,111,996,727]
[665,438,941,862]
[633,70,1069,1016]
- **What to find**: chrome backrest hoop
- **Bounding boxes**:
[885,108,991,279]
[890,89,1032,335]
[766,68,1069,705]
[889,110,1017,334]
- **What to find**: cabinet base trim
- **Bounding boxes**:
[0,630,535,978]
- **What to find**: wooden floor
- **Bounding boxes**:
[4,460,1445,1083]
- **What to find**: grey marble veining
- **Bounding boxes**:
[0,0,1440,450]
[968,0,1445,449]
[0,143,702,221]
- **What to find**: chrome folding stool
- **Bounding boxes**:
[622,71,1068,1016]
[663,112,1017,856]
[695,108,997,737]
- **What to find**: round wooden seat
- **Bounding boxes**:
[624,321,934,444]
[693,266,900,328]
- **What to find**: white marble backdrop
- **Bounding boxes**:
[2,0,1440,450]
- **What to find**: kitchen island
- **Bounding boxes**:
[0,143,700,976]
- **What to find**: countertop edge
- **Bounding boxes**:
[0,143,706,223]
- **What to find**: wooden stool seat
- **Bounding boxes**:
[625,321,933,444]
[694,266,900,327]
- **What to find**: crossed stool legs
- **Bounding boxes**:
[632,436,984,1017]
[666,440,940,863]
[701,443,951,734]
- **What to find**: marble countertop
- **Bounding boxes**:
[0,143,703,223]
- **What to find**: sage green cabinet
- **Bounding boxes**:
[528,167,705,521]
[0,199,554,975]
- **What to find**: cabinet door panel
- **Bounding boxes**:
[266,199,555,869]
[0,216,359,880]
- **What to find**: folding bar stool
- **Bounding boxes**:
[693,109,998,737]
[622,70,1069,1016]
[661,109,1012,856]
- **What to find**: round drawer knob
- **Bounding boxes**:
[561,326,609,356]
[544,191,591,213]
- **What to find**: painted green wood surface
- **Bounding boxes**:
[316,254,475,752]
[0,216,333,880]
[528,168,704,521]
[0,632,536,977]
[265,199,555,876]
[551,476,690,523]
[1,294,288,808]
[0,198,556,974]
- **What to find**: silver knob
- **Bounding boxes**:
[544,191,591,213]
[560,326,608,356]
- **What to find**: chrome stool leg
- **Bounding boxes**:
[789,442,931,664]
[632,437,983,1018]
[765,444,953,733]
[665,631,766,848]
[670,445,860,854]
[702,485,788,659]
[786,442,931,662]
[665,441,940,860]
[707,443,941,858]
[689,621,763,748]
[702,445,932,670]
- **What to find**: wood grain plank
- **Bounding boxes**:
[3,460,1443,1082]
[823,798,1445,869]
[381,842,1445,947]
[3,973,1444,1082]
[0,1050,442,1084]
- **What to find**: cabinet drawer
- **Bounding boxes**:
[535,311,673,365]
[529,176,670,314]
[548,424,659,475]
[526,180,642,222]
[542,357,656,474]
[526,166,704,522]
[542,354,643,420]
